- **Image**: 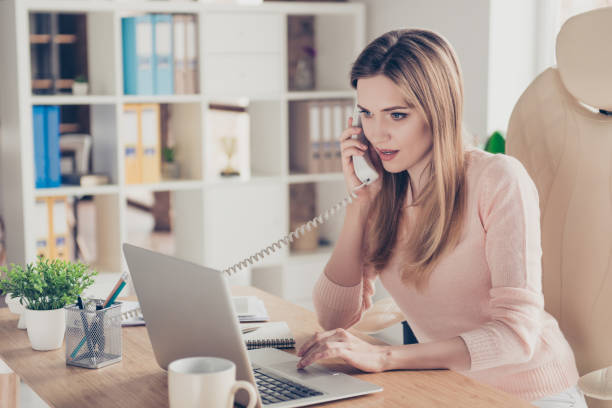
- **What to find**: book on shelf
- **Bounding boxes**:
[140,104,162,184]
[32,105,61,188]
[122,15,155,95]
[152,14,174,95]
[61,173,109,187]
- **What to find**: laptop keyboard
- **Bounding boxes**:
[253,367,323,405]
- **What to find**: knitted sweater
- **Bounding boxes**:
[312,148,579,401]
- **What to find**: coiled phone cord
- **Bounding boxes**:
[222,183,367,276]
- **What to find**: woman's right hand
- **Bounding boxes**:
[340,117,383,206]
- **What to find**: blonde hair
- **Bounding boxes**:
[351,29,467,290]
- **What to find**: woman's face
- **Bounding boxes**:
[356,75,433,175]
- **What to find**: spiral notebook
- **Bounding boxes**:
[241,322,296,350]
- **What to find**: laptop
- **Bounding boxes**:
[122,243,382,408]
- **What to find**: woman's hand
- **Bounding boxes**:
[296,328,389,373]
[340,117,383,206]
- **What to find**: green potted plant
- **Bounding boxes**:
[72,74,89,96]
[162,146,181,179]
[0,257,97,351]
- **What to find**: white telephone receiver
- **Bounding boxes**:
[222,105,380,276]
[351,106,380,186]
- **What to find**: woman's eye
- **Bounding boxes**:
[391,112,407,120]
[359,110,372,118]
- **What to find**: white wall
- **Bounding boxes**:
[486,0,537,136]
[349,0,491,145]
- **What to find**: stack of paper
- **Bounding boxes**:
[119,296,270,327]
[234,296,270,323]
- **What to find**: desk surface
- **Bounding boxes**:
[0,286,533,408]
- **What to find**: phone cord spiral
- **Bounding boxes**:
[222,183,367,276]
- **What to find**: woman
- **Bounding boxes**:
[297,29,585,407]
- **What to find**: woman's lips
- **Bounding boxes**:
[377,148,399,161]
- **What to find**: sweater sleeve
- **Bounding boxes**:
[312,263,377,331]
[459,155,545,371]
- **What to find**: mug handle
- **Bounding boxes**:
[228,380,257,408]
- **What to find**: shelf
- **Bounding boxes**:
[31,95,117,105]
[287,172,344,184]
[124,180,204,193]
[121,94,202,104]
[35,184,119,198]
[2,0,365,304]
[205,175,283,187]
[286,90,355,100]
[30,34,51,44]
[25,1,115,12]
[54,34,77,44]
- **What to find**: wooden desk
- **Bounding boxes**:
[0,286,533,407]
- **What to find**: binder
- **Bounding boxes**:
[343,102,355,171]
[46,105,61,188]
[49,197,69,260]
[33,106,47,188]
[308,102,322,174]
[122,104,142,184]
[34,199,50,258]
[184,14,198,94]
[122,15,154,95]
[139,104,161,183]
[289,101,322,174]
[332,101,345,172]
[172,15,187,94]
[152,14,173,95]
[320,101,334,173]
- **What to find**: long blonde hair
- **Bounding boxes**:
[351,29,467,290]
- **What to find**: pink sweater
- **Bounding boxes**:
[312,148,579,401]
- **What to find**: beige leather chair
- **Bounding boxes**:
[507,7,612,408]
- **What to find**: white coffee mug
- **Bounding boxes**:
[168,357,257,408]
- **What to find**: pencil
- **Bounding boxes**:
[70,273,128,359]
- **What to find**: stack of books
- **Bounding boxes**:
[289,99,353,174]
[122,14,199,95]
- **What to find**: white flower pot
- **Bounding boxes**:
[25,308,66,351]
[72,82,89,96]
[5,294,27,329]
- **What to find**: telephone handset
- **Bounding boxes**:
[222,105,379,276]
[351,106,380,186]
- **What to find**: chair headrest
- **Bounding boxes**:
[556,6,612,111]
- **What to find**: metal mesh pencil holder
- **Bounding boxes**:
[65,301,122,369]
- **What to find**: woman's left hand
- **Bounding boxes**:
[297,328,388,372]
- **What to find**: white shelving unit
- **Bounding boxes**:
[0,0,365,305]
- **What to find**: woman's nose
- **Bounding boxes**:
[366,119,390,145]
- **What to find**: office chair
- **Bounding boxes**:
[506,7,612,408]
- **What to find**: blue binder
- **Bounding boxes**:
[152,14,174,95]
[122,15,154,95]
[32,106,47,188]
[45,106,61,188]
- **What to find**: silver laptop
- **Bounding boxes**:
[122,243,382,408]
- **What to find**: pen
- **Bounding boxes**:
[241,326,259,334]
[70,272,129,359]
